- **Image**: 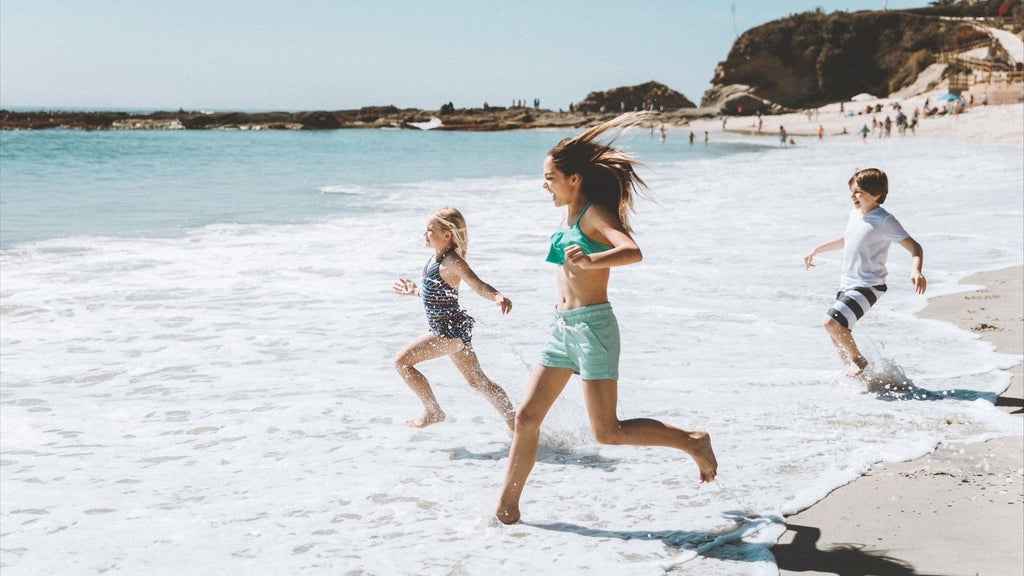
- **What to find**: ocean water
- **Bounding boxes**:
[1,122,1021,575]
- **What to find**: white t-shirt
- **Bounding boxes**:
[840,207,910,290]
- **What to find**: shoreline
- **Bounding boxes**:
[774,265,1024,576]
[685,90,1023,145]
[3,87,1019,136]
[0,106,718,132]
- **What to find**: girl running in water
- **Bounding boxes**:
[393,207,516,430]
[495,113,718,524]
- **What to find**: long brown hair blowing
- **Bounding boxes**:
[547,112,652,233]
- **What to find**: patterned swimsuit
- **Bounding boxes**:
[422,251,474,344]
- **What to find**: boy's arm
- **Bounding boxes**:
[804,237,845,270]
[898,237,926,294]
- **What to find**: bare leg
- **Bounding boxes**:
[823,318,868,376]
[449,345,516,431]
[394,334,464,428]
[581,379,718,483]
[495,365,573,524]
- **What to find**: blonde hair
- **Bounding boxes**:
[430,207,469,258]
[547,112,651,232]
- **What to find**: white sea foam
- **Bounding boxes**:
[317,184,375,195]
[1,130,1021,574]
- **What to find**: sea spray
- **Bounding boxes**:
[856,335,1002,403]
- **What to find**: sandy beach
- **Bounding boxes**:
[686,86,1024,145]
[775,266,1023,576]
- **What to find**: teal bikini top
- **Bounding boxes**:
[545,202,614,265]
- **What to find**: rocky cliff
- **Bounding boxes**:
[574,81,695,113]
[702,5,1016,112]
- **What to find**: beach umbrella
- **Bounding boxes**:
[850,93,876,101]
[937,93,961,101]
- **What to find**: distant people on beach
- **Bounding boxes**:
[859,124,870,142]
[779,125,788,147]
[803,168,926,377]
[689,130,695,145]
[393,207,516,430]
[494,113,718,525]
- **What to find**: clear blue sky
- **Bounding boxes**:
[0,0,929,111]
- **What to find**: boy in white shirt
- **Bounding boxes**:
[804,168,927,376]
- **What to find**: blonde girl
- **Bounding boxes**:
[495,113,718,524]
[393,207,515,430]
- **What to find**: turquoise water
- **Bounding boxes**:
[0,127,758,248]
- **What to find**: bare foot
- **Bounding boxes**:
[494,502,520,525]
[407,411,446,428]
[846,356,869,377]
[688,431,718,483]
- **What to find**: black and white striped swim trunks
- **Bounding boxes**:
[826,285,887,329]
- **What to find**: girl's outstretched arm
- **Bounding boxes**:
[442,255,512,314]
[898,237,926,294]
[804,237,845,269]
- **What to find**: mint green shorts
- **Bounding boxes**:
[539,303,620,381]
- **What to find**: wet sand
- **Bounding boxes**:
[775,266,1023,576]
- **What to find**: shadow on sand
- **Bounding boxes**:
[774,524,944,576]
[995,395,1024,414]
[530,513,950,572]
